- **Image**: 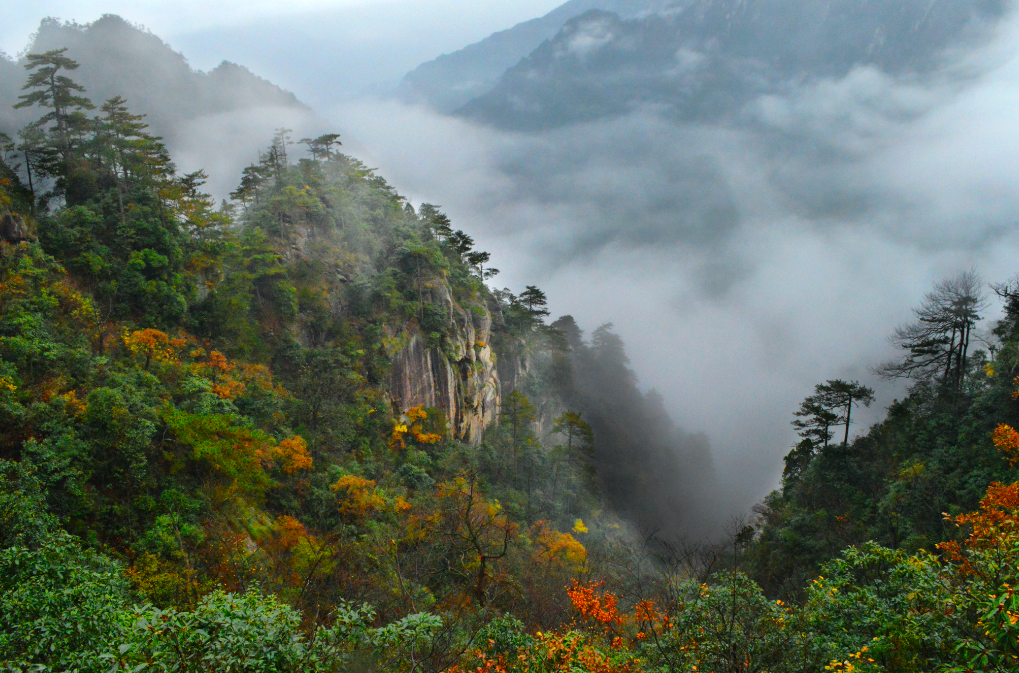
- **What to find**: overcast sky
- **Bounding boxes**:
[4,1,563,104]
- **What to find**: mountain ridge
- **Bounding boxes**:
[450,0,1007,130]
[0,15,320,195]
[396,0,686,112]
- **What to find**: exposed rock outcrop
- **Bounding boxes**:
[387,280,501,443]
[0,212,31,244]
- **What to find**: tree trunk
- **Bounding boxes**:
[24,153,35,207]
[474,556,487,606]
[959,320,971,391]
[943,326,958,385]
[843,395,853,448]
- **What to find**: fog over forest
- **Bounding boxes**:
[5,0,1019,522]
[333,1,1019,512]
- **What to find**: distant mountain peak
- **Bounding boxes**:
[397,0,688,113]
[0,14,322,198]
[1,15,311,129]
[453,0,1008,131]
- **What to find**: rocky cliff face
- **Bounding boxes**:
[387,280,501,443]
[275,213,504,443]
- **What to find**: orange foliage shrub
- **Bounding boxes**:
[939,481,1019,574]
[452,630,642,673]
[993,424,1019,466]
[191,348,276,400]
[273,515,308,550]
[568,581,625,628]
[270,436,313,474]
[124,328,185,368]
[938,422,1019,574]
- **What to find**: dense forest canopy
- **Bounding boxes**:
[4,40,1019,673]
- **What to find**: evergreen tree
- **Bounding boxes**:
[875,270,986,391]
[14,49,94,170]
[15,125,52,204]
[299,133,341,161]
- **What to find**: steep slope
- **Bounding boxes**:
[457,0,1006,130]
[396,0,685,112]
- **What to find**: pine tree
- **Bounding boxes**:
[14,49,94,170]
[299,133,341,161]
[875,271,986,391]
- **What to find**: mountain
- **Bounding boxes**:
[454,0,1007,130]
[0,16,320,193]
[7,12,1019,672]
[396,0,686,113]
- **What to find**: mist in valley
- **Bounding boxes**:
[327,1,1019,517]
[5,0,1019,537]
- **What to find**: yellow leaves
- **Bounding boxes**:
[390,406,444,450]
[824,647,874,671]
[531,521,587,572]
[573,518,589,534]
[897,461,926,480]
[390,423,409,450]
[0,376,15,392]
[0,269,27,303]
[125,552,199,609]
[60,389,85,416]
[331,474,388,520]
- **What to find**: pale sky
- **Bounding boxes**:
[3,1,564,58]
[5,1,566,106]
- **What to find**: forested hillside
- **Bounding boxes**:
[5,44,1019,673]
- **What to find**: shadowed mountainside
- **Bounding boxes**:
[396,0,686,113]
[455,0,1006,130]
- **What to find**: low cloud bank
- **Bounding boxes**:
[329,9,1019,515]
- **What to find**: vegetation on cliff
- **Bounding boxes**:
[5,47,1019,673]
